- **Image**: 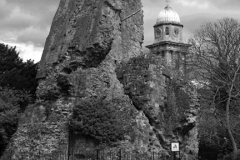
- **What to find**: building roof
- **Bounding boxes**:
[156,5,180,24]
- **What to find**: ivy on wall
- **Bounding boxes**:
[165,78,192,136]
[116,54,192,136]
[116,54,163,111]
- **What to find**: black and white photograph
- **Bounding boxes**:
[0,0,240,160]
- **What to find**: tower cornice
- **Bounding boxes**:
[146,41,191,48]
[154,22,183,27]
[146,41,191,52]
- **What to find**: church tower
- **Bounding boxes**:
[146,3,190,75]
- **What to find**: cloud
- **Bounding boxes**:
[0,0,59,47]
[0,40,43,62]
[0,0,10,20]
[175,0,209,9]
[16,27,49,47]
[7,0,59,29]
[0,7,37,31]
[0,0,59,62]
[182,14,217,32]
[208,0,240,10]
[16,43,43,63]
[7,0,58,15]
[17,44,43,62]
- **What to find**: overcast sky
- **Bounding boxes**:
[1,0,240,62]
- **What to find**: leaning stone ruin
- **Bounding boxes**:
[1,0,199,160]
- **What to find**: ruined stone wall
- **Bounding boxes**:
[116,55,199,159]
[1,0,199,160]
[36,0,143,79]
[2,0,144,159]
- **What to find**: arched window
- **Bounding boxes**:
[166,27,169,35]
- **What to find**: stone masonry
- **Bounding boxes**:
[1,0,199,160]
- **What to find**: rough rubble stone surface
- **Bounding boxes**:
[1,0,199,160]
[116,55,199,159]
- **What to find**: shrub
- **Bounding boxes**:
[70,98,134,144]
[0,88,31,156]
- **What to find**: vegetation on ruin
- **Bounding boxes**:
[70,98,135,145]
[117,54,192,137]
[164,78,192,136]
[0,43,38,156]
[116,54,162,111]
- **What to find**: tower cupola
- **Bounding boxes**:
[146,1,191,76]
[153,4,183,44]
[157,5,180,24]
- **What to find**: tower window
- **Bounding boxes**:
[166,27,169,35]
[161,51,165,58]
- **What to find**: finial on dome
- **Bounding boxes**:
[166,0,170,6]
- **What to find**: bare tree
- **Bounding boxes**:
[188,18,240,159]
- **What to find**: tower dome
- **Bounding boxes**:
[156,5,180,24]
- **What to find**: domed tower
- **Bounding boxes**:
[146,3,190,75]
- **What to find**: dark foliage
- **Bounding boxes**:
[0,60,38,97]
[0,44,23,75]
[0,88,31,156]
[0,44,38,98]
[0,43,38,157]
[70,98,133,144]
[165,79,191,135]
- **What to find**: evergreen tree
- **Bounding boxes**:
[0,43,38,157]
[0,43,38,99]
[0,44,23,75]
